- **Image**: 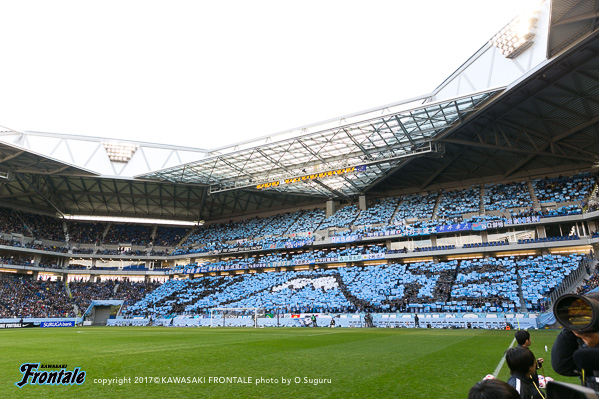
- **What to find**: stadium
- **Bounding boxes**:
[2,0,599,398]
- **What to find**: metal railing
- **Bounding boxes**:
[547,255,593,308]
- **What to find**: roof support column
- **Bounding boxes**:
[536,225,546,239]
[326,199,336,218]
[359,195,366,211]
[481,231,488,243]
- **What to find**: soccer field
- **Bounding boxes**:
[0,327,580,399]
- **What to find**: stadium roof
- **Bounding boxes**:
[0,139,98,178]
[382,32,599,192]
[0,0,597,222]
[136,89,502,198]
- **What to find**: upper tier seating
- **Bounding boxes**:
[533,173,596,203]
[353,197,400,226]
[436,186,480,218]
[484,181,532,211]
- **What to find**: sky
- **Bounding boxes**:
[0,0,530,150]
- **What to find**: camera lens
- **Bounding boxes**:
[554,294,599,332]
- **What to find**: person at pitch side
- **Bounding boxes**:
[514,330,543,385]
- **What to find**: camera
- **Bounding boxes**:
[553,293,599,333]
[547,380,598,399]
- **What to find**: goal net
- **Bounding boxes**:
[209,307,263,328]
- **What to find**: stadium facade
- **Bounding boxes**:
[0,0,599,328]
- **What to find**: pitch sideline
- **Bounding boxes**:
[492,337,517,377]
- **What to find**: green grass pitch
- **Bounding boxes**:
[0,327,581,398]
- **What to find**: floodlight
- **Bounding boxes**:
[490,7,539,59]
[61,214,201,227]
[102,141,139,162]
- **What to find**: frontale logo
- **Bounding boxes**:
[15,363,86,388]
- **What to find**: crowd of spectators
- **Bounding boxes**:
[0,249,587,319]
[260,212,302,236]
[0,172,596,323]
[38,260,63,269]
[19,211,65,241]
[0,236,70,253]
[167,175,594,249]
[462,240,509,249]
[436,186,480,218]
[0,174,594,275]
[153,226,189,247]
[66,221,105,244]
[0,275,163,318]
[517,235,579,244]
[288,209,326,233]
[126,254,585,316]
[95,248,123,255]
[414,245,456,252]
[542,204,582,217]
[69,280,118,312]
[452,258,519,311]
[66,264,89,270]
[71,247,95,254]
[587,202,599,213]
[122,263,147,271]
[518,254,583,310]
[117,280,162,310]
[172,234,316,256]
[508,207,541,219]
[25,242,69,253]
[484,181,532,211]
[179,244,388,274]
[576,262,599,294]
[353,197,400,226]
[533,172,596,203]
[319,205,360,229]
[0,275,74,318]
[393,192,438,222]
[177,214,292,250]
[103,224,152,245]
[0,255,35,266]
[0,207,28,235]
[69,278,162,314]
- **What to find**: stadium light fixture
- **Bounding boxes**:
[490,5,540,59]
[102,141,139,162]
[61,214,201,226]
[447,255,483,261]
[497,251,537,257]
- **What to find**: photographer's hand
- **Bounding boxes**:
[534,357,544,370]
[572,331,599,348]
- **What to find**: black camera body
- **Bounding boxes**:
[547,380,598,399]
[551,293,599,397]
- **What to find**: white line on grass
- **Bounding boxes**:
[493,338,517,377]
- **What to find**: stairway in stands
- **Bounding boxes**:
[64,281,81,316]
[442,261,462,303]
[431,192,442,220]
[515,274,529,312]
[586,181,599,208]
[479,185,486,215]
[389,198,405,223]
[332,273,369,311]
[526,180,541,212]
[177,227,198,248]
